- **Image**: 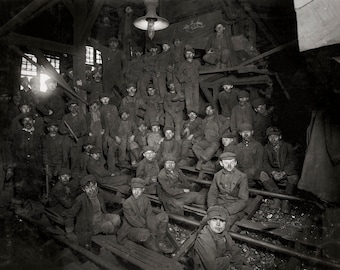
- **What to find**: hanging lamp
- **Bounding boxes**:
[134,0,169,40]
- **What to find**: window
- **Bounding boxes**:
[20,53,60,92]
[85,46,102,66]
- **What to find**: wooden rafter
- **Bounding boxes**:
[62,0,75,17]
[0,0,54,37]
[9,32,80,56]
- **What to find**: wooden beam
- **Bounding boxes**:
[30,47,88,105]
[0,0,52,37]
[25,0,61,25]
[62,0,75,17]
[73,0,88,112]
[239,40,297,66]
[9,32,80,56]
[80,0,105,41]
[199,40,296,75]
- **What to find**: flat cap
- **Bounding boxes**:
[166,80,174,87]
[119,106,130,114]
[88,99,100,106]
[131,177,146,188]
[99,92,111,98]
[219,152,236,160]
[58,168,71,176]
[207,205,227,221]
[150,121,160,127]
[184,44,195,53]
[90,146,101,154]
[266,126,281,137]
[237,90,249,98]
[142,145,155,154]
[67,99,79,106]
[80,174,96,187]
[20,113,35,121]
[163,126,174,133]
[164,154,176,162]
[47,119,60,127]
[127,82,137,89]
[252,98,265,108]
[238,123,253,132]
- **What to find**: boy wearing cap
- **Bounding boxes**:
[87,146,131,194]
[99,93,119,171]
[36,78,67,121]
[49,168,79,215]
[207,152,249,230]
[118,178,173,254]
[156,126,181,166]
[120,83,146,122]
[157,154,206,215]
[59,100,88,171]
[144,83,164,128]
[79,142,95,176]
[230,90,254,138]
[147,121,164,153]
[128,119,148,166]
[65,174,123,248]
[136,146,159,194]
[252,98,273,145]
[42,120,63,179]
[235,123,264,187]
[115,107,138,166]
[194,205,248,270]
[82,67,104,102]
[259,127,299,213]
[88,37,126,96]
[203,22,237,68]
[178,110,203,166]
[11,101,44,135]
[218,80,239,119]
[11,113,43,201]
[86,99,104,150]
[176,44,201,113]
[193,104,230,170]
[155,41,173,98]
[164,80,185,141]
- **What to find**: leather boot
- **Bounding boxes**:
[262,179,281,209]
[282,182,295,214]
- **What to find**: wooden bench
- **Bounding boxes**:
[92,235,184,270]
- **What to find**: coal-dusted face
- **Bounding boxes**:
[208,218,226,233]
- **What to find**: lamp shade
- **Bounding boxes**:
[134,0,169,31]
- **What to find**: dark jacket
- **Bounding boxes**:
[207,168,249,215]
[262,140,299,176]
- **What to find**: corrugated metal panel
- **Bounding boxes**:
[294,0,340,51]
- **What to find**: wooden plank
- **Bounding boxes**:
[0,0,52,37]
[10,32,80,56]
[92,235,184,270]
[235,219,302,241]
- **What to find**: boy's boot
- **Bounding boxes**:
[157,222,174,254]
[282,182,295,214]
[262,179,281,209]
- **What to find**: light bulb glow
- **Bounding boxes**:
[147,20,155,40]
